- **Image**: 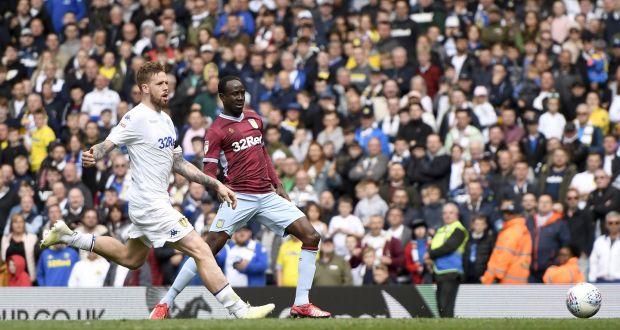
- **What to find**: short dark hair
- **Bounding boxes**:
[339,195,353,206]
[136,61,166,91]
[218,75,242,95]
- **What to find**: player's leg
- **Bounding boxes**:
[157,231,230,308]
[169,230,274,319]
[40,220,149,270]
[255,193,330,318]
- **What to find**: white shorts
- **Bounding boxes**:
[210,192,305,236]
[127,203,194,248]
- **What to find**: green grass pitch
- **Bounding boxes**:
[1,319,620,330]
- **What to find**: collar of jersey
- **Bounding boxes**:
[219,113,244,122]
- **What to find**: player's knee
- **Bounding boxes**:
[301,229,321,247]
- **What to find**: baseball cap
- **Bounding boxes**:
[200,44,214,53]
[297,10,313,20]
[445,16,460,28]
[286,102,302,111]
[319,90,335,100]
[361,106,374,118]
[474,86,488,97]
[20,28,33,37]
[501,202,523,215]
[564,122,577,133]
[410,218,427,230]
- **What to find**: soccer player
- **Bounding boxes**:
[150,76,331,318]
[40,62,274,319]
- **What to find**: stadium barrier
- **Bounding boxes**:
[0,285,618,320]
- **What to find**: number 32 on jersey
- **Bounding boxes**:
[158,136,175,149]
[231,136,262,152]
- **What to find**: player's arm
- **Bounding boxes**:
[83,140,117,167]
[172,151,237,209]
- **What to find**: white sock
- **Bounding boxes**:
[61,232,95,252]
[160,258,198,306]
[214,283,248,317]
[294,248,318,306]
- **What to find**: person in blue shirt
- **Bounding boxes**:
[355,106,390,155]
[45,0,87,34]
[213,4,255,37]
[37,244,79,286]
[215,226,268,287]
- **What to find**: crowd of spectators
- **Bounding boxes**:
[1,0,620,289]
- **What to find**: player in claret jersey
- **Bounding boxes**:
[151,76,331,319]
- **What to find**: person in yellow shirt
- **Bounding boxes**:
[586,91,610,135]
[276,236,302,287]
[26,109,56,172]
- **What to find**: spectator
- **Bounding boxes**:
[63,163,93,208]
[216,226,268,287]
[105,202,130,242]
[499,161,539,206]
[180,110,206,160]
[5,194,43,235]
[276,236,301,287]
[288,170,318,209]
[386,207,412,250]
[563,188,594,263]
[328,196,364,257]
[81,74,120,124]
[602,135,620,182]
[574,104,604,153]
[396,103,433,148]
[352,247,377,286]
[348,137,389,183]
[481,199,532,284]
[314,238,352,286]
[538,94,567,140]
[7,255,31,287]
[1,213,37,282]
[354,108,390,156]
[362,215,404,279]
[445,109,484,160]
[457,180,498,230]
[543,245,586,284]
[353,180,389,226]
[420,185,445,233]
[37,236,79,286]
[527,194,571,283]
[182,182,206,223]
[67,252,110,288]
[305,202,328,238]
[75,208,108,260]
[538,148,577,202]
[104,156,131,202]
[64,187,85,228]
[463,215,495,284]
[404,219,432,284]
[587,169,620,237]
[371,264,396,285]
[588,211,620,283]
[24,109,56,173]
[427,203,468,318]
[570,152,602,198]
[408,134,451,193]
[520,119,547,171]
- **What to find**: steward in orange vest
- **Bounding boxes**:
[543,246,586,284]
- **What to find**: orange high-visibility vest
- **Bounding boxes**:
[543,257,585,284]
[481,217,532,284]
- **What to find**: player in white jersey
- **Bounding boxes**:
[40,62,274,319]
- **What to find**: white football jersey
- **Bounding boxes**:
[107,103,180,210]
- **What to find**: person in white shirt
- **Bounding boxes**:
[181,109,207,159]
[81,74,121,124]
[589,211,620,283]
[538,94,566,140]
[472,86,497,139]
[570,152,602,198]
[386,207,412,249]
[220,226,268,287]
[42,62,271,319]
[328,196,365,257]
[68,252,110,288]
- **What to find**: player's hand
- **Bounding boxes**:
[275,184,290,201]
[216,182,237,209]
[82,148,96,168]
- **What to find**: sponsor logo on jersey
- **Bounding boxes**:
[215,219,225,228]
[124,114,131,121]
[248,118,259,129]
[204,141,209,154]
[179,217,189,228]
[231,135,262,152]
[228,127,235,134]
